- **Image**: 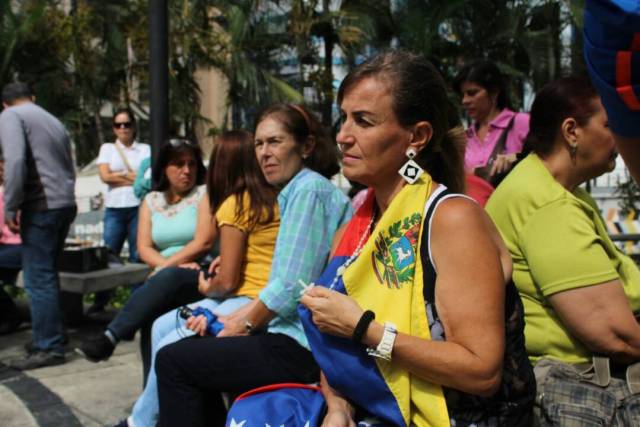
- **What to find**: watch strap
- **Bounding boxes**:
[366,321,397,361]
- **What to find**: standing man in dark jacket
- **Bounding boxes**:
[0,82,76,370]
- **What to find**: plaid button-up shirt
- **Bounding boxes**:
[259,168,353,349]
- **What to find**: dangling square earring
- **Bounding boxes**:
[398,147,424,184]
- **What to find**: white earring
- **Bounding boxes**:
[398,147,424,184]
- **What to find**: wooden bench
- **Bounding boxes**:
[16,263,150,293]
[58,263,150,294]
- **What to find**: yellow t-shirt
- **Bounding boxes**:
[486,154,640,365]
[215,193,279,298]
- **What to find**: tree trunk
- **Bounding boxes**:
[94,108,105,146]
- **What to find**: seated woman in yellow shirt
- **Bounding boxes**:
[486,77,640,425]
[120,130,279,427]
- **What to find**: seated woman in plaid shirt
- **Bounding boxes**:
[155,103,353,426]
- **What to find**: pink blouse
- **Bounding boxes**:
[464,108,530,170]
[0,187,21,245]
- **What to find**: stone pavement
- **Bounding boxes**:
[0,314,143,427]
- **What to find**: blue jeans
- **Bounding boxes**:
[97,206,140,306]
[107,267,203,382]
[0,244,23,322]
[103,206,140,261]
[0,243,23,270]
[20,206,76,354]
[130,296,252,427]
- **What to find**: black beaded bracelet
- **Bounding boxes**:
[352,310,375,343]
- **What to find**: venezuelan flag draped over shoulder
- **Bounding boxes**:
[299,173,450,427]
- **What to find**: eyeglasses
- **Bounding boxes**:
[168,138,196,147]
[113,122,133,129]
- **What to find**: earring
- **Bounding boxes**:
[570,143,578,160]
[398,147,424,184]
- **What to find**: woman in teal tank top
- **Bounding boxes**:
[137,139,207,268]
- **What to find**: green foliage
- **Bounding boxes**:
[394,0,585,111]
[83,285,132,309]
[1,0,587,159]
[3,284,25,299]
[616,177,640,216]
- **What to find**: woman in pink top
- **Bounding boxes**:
[0,159,23,334]
[454,60,529,187]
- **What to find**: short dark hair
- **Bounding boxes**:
[112,107,137,138]
[525,76,599,157]
[2,82,33,105]
[255,103,340,179]
[337,49,466,193]
[112,107,137,127]
[154,139,206,192]
[453,59,510,110]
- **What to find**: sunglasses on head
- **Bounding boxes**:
[113,121,133,129]
[168,138,196,147]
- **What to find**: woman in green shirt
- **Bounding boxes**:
[486,76,640,425]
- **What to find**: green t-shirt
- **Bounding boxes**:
[486,154,640,365]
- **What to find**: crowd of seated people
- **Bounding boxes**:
[5,44,640,427]
[148,54,639,426]
[121,129,281,427]
[154,102,353,426]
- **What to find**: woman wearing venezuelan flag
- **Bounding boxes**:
[299,50,535,427]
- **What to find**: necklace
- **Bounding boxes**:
[328,213,375,290]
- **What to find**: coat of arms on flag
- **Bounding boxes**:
[372,213,422,289]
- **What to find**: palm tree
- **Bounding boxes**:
[0,0,47,85]
[274,0,384,127]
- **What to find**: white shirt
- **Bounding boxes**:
[97,140,151,208]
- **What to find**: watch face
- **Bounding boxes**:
[244,320,254,333]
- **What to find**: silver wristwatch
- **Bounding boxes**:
[244,319,255,334]
[366,321,397,361]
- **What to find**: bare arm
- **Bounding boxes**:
[369,200,504,395]
[320,372,356,427]
[302,199,505,396]
[161,197,217,268]
[136,202,167,268]
[217,297,276,337]
[199,224,247,297]
[549,279,640,364]
[98,163,135,187]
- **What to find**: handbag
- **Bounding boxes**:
[534,357,640,426]
[474,115,516,187]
